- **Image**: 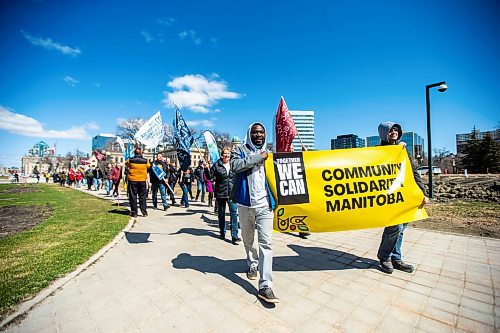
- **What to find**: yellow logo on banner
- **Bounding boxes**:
[265,145,428,232]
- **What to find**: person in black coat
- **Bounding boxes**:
[376,121,429,274]
[211,147,241,244]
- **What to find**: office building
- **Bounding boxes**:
[456,128,500,154]
[92,133,117,151]
[366,131,424,161]
[331,134,365,150]
[290,110,315,150]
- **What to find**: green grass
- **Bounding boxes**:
[0,184,129,318]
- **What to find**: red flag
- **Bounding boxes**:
[275,96,298,152]
[93,150,106,162]
[69,168,77,181]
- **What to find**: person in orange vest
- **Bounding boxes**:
[125,147,151,218]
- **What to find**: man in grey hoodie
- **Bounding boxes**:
[377,122,429,274]
[231,122,279,304]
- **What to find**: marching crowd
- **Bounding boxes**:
[46,120,427,305]
[122,121,428,304]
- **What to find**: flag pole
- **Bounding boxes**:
[296,132,306,150]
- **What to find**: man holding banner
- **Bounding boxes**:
[149,152,171,211]
[231,122,279,304]
[376,122,428,274]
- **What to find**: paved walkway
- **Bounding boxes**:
[4,188,499,332]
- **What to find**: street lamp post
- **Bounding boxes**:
[426,81,447,198]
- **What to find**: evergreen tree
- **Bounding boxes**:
[481,134,500,173]
[461,128,500,173]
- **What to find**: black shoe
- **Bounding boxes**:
[130,212,137,218]
[220,234,225,240]
[164,205,170,211]
[258,287,279,304]
[379,259,394,274]
[153,205,158,209]
[231,237,242,245]
[392,260,414,273]
[246,266,258,280]
[299,232,311,239]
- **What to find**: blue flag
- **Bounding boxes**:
[176,148,192,172]
[173,106,194,171]
[173,107,194,152]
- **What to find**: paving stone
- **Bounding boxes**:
[425,297,459,315]
[458,305,495,326]
[422,305,457,326]
[4,189,500,333]
[456,316,496,333]
[461,289,494,305]
[416,315,454,333]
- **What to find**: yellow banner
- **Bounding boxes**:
[265,145,428,232]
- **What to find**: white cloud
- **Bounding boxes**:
[141,30,154,42]
[63,76,79,87]
[157,18,176,26]
[179,30,202,45]
[163,74,242,113]
[0,106,98,140]
[21,30,81,57]
[186,120,215,128]
[93,83,101,88]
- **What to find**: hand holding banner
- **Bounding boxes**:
[265,145,428,233]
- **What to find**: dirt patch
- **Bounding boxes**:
[0,205,53,238]
[412,200,500,238]
[0,187,41,194]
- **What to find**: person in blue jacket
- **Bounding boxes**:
[231,122,279,304]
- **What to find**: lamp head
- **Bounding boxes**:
[438,84,448,92]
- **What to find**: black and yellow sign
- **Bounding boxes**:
[265,145,428,232]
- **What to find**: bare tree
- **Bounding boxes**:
[212,130,231,148]
[432,147,451,170]
[116,117,144,146]
[161,123,175,147]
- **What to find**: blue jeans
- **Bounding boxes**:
[238,205,274,289]
[151,182,169,208]
[181,184,189,207]
[105,179,112,194]
[217,198,238,239]
[377,223,407,261]
[196,180,206,201]
[93,178,101,191]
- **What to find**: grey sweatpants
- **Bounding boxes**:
[238,205,274,289]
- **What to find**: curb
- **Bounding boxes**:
[0,189,135,330]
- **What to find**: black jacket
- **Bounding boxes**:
[167,164,177,183]
[149,160,169,184]
[194,165,205,182]
[381,141,427,196]
[211,159,235,199]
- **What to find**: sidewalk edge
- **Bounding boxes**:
[0,215,136,329]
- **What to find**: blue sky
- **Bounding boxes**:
[1,0,499,167]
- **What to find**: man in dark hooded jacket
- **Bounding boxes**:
[377,122,428,274]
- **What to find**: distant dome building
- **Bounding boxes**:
[231,136,241,148]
